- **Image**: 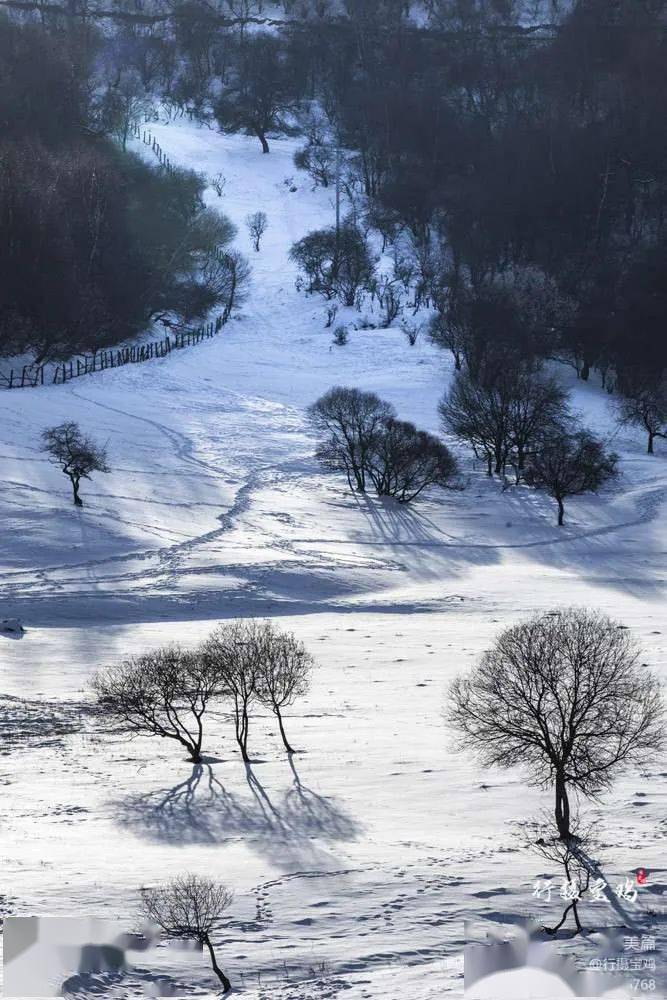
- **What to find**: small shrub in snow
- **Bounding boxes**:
[332,325,348,346]
[293,142,335,188]
[210,172,227,197]
[401,318,418,345]
[325,304,338,328]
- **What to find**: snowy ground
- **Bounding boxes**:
[0,119,665,999]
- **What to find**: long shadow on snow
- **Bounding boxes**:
[114,759,360,861]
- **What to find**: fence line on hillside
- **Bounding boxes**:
[0,316,227,389]
[130,119,176,172]
[0,122,228,390]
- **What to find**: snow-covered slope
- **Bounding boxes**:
[0,119,664,999]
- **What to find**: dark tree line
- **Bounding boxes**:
[0,16,247,362]
[4,1,666,406]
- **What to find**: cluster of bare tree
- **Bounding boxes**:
[93,620,313,762]
[440,368,618,524]
[308,386,459,503]
[448,607,665,934]
[290,226,375,308]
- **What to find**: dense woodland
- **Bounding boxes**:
[1,0,666,402]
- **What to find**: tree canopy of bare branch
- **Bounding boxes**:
[141,874,233,991]
[448,608,664,840]
[254,621,313,753]
[93,646,221,762]
[42,421,110,507]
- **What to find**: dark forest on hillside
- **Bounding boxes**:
[1,0,666,408]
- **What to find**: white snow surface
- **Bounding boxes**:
[0,119,665,999]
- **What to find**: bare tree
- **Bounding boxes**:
[100,71,150,151]
[254,622,313,753]
[448,609,665,842]
[523,812,595,936]
[289,225,375,306]
[214,33,296,153]
[367,418,459,502]
[507,373,570,480]
[615,377,666,454]
[294,141,336,188]
[42,421,110,507]
[141,874,233,992]
[202,621,263,762]
[210,172,227,197]
[525,426,617,525]
[93,646,220,763]
[246,210,268,252]
[439,372,512,476]
[307,386,395,492]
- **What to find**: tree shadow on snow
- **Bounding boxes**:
[114,760,360,862]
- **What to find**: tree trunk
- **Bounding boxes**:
[557,496,565,526]
[648,431,654,455]
[580,359,590,381]
[275,706,295,754]
[203,934,231,992]
[255,127,270,154]
[555,770,571,840]
[235,704,250,762]
[70,475,83,507]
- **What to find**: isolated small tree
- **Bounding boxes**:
[307,386,396,492]
[42,422,110,507]
[615,378,666,454]
[448,609,664,842]
[377,275,402,328]
[254,622,313,753]
[525,427,617,525]
[217,249,252,324]
[523,813,595,936]
[246,211,268,252]
[202,621,263,762]
[210,172,227,197]
[93,646,220,763]
[368,418,459,502]
[141,875,233,992]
